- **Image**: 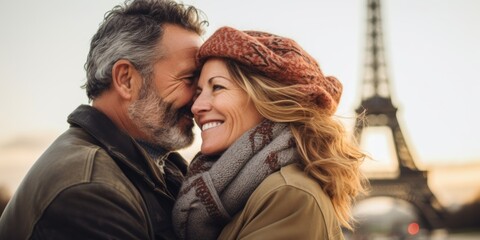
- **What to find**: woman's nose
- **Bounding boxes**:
[191,92,211,115]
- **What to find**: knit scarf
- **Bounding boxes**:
[172,120,299,239]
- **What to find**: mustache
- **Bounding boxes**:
[165,102,193,120]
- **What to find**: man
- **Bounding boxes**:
[0,0,207,239]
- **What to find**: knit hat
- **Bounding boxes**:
[197,26,343,115]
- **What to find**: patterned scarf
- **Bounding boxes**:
[172,120,299,239]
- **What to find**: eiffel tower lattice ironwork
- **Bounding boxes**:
[354,0,444,230]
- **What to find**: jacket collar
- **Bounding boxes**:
[67,104,173,196]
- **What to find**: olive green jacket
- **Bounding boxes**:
[0,105,187,239]
[218,164,345,240]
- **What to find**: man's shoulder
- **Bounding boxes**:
[0,127,143,239]
[35,126,132,189]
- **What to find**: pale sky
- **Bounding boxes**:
[1,0,479,192]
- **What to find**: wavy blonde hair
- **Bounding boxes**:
[224,59,368,230]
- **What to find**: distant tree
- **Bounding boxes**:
[0,184,11,217]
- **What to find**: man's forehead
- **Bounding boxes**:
[160,24,202,54]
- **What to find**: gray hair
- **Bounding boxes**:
[83,0,208,100]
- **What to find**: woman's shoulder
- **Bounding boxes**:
[220,164,344,240]
[252,163,337,216]
[259,164,329,199]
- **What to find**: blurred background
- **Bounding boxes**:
[1,0,479,238]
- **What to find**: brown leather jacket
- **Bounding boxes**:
[0,105,187,239]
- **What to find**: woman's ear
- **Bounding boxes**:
[111,59,139,100]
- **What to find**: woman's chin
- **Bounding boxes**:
[200,144,225,156]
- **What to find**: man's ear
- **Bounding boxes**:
[111,59,140,100]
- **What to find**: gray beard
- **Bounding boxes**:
[127,87,194,151]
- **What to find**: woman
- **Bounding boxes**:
[173,26,368,239]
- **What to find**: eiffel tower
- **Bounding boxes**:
[354,0,444,230]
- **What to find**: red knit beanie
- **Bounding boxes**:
[197,26,342,115]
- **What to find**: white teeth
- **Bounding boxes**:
[202,121,223,131]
